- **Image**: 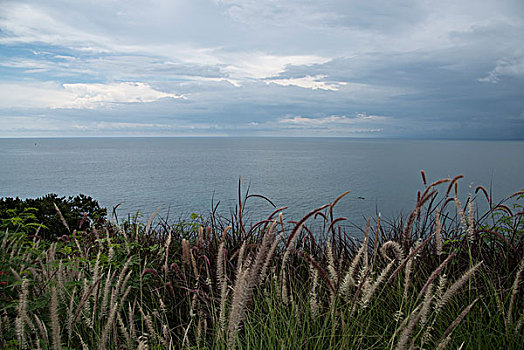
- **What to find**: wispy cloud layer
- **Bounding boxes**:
[59,82,185,109]
[0,82,183,109]
[478,56,524,83]
[0,0,523,138]
[268,75,345,91]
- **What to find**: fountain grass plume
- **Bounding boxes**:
[0,172,522,349]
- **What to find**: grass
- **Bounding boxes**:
[0,173,523,349]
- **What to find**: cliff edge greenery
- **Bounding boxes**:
[0,173,523,349]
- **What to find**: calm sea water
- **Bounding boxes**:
[1,138,523,227]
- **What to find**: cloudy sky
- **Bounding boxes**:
[1,0,523,138]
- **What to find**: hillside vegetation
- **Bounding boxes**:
[0,173,523,349]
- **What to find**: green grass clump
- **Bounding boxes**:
[0,173,523,349]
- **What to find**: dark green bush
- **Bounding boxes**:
[0,194,106,239]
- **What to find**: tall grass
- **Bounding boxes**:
[0,174,523,349]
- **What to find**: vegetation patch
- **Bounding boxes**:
[0,173,523,349]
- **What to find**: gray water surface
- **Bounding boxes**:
[1,137,523,226]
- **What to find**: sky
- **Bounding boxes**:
[0,0,523,138]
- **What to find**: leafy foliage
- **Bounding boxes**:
[0,178,523,349]
[0,194,107,239]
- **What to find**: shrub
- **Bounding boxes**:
[0,194,107,239]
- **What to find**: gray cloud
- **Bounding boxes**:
[0,0,523,138]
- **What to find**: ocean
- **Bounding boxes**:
[1,137,523,227]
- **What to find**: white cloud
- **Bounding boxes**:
[222,54,330,79]
[0,59,53,70]
[0,2,332,84]
[0,2,221,60]
[267,75,343,91]
[279,113,389,126]
[0,1,523,137]
[0,3,110,52]
[92,121,170,129]
[54,55,76,61]
[242,116,383,135]
[214,0,339,28]
[0,82,184,109]
[0,82,75,109]
[280,115,354,125]
[355,113,389,121]
[190,77,242,87]
[0,116,65,131]
[59,82,185,109]
[0,116,226,136]
[478,57,524,83]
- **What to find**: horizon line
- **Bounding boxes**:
[1,135,523,141]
